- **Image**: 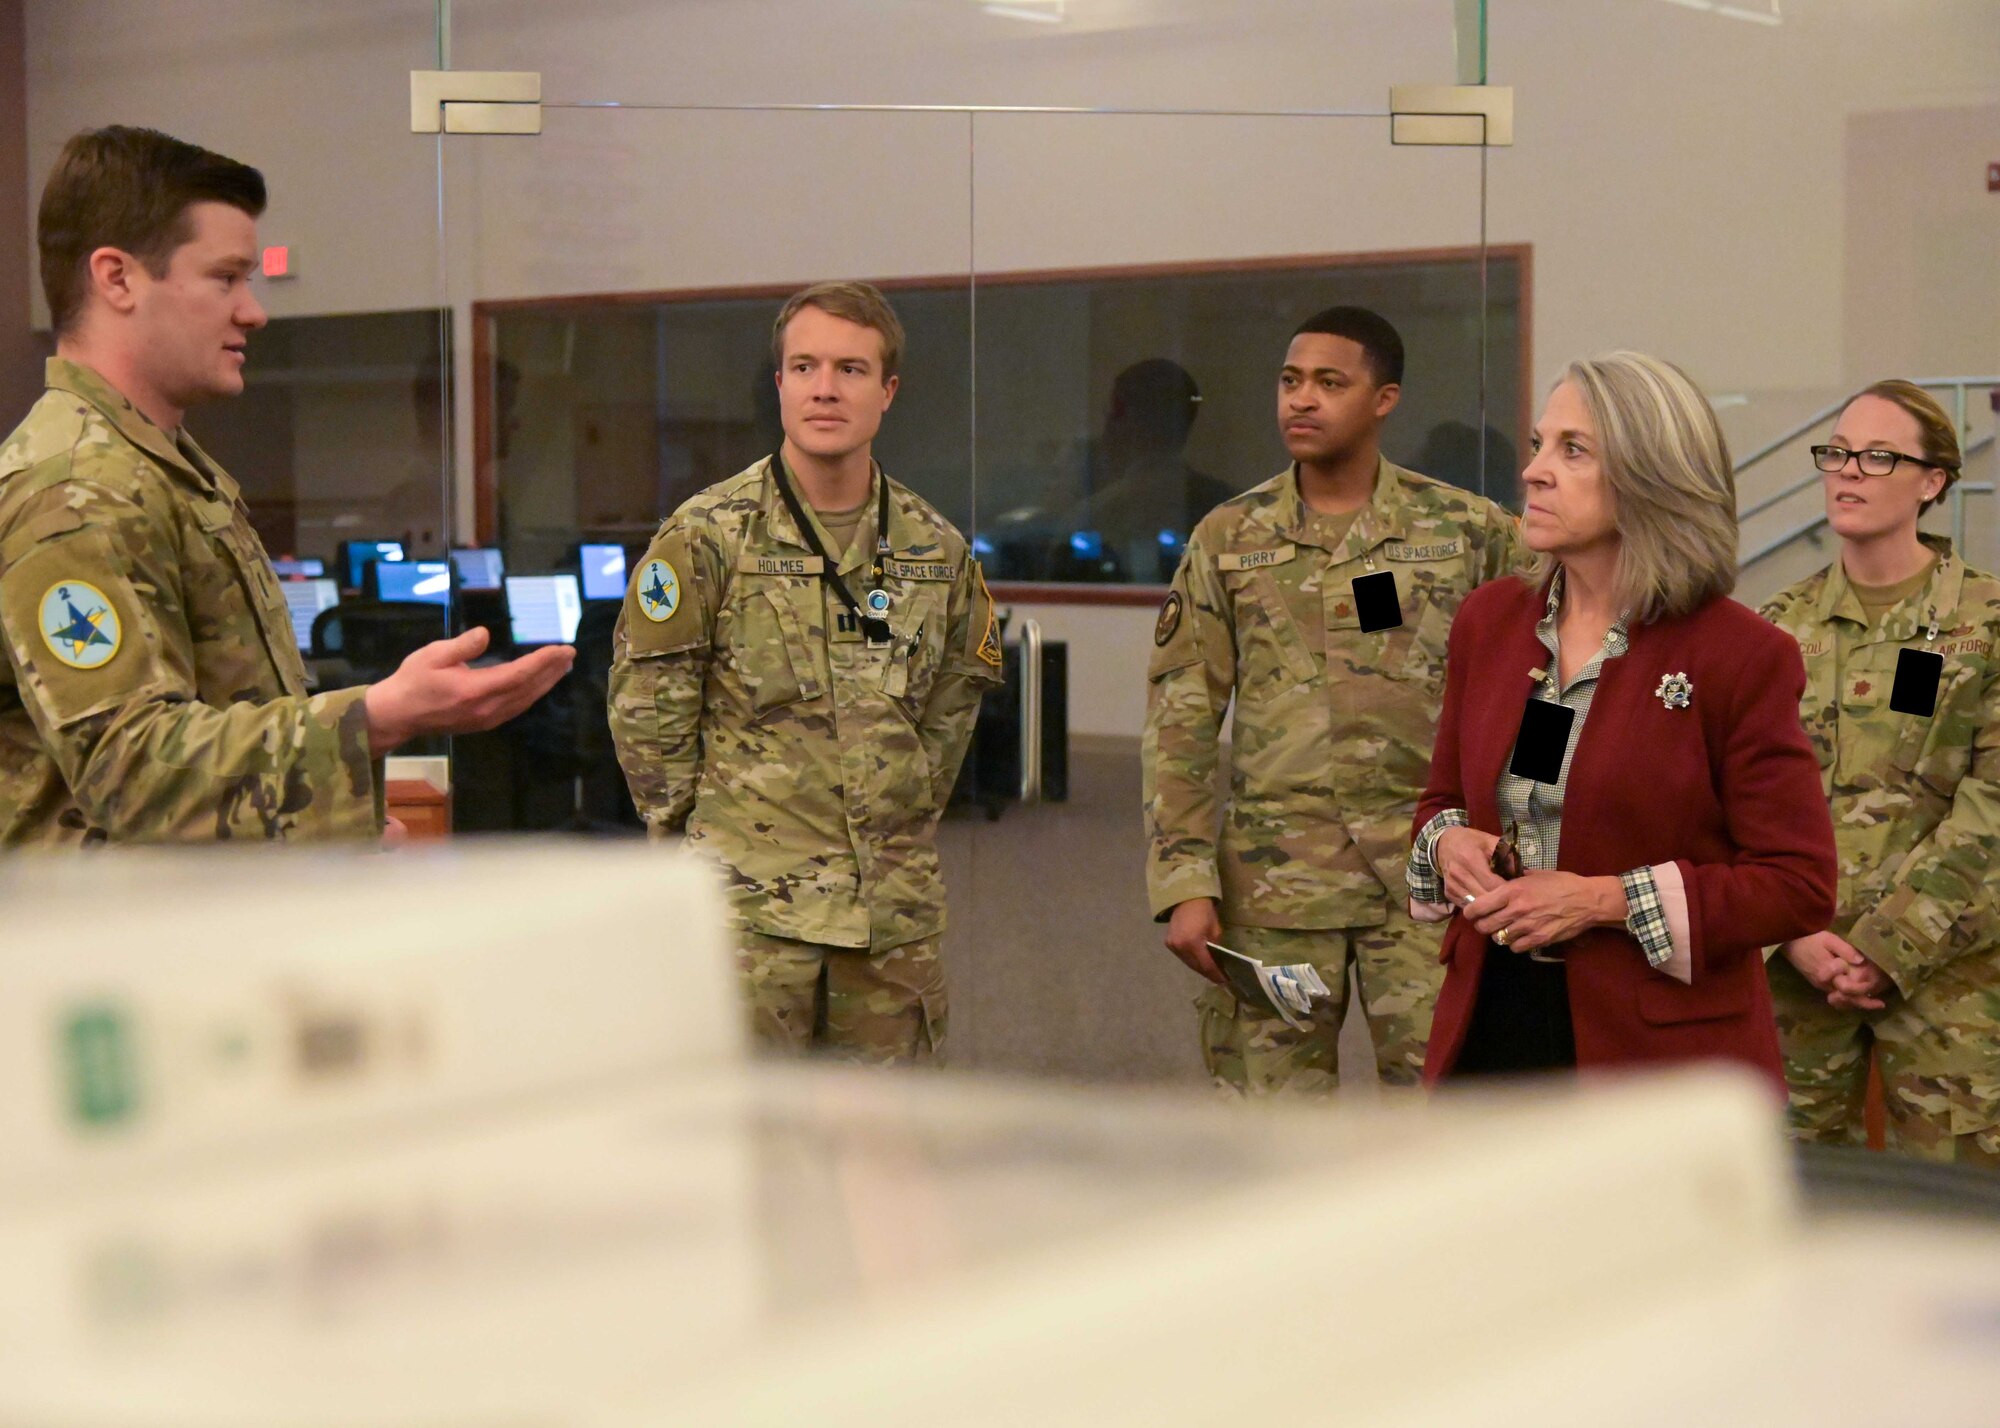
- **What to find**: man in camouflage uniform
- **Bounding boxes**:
[1144,306,1525,1096]
[609,282,1002,1065]
[0,127,569,848]
[1761,381,2000,1165]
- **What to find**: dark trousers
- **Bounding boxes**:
[1448,949,1577,1077]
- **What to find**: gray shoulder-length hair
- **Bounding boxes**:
[1523,351,1737,624]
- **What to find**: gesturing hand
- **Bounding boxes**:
[364,627,575,756]
[1462,871,1624,954]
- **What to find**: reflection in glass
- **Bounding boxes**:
[189,310,452,697]
[487,251,1524,589]
[195,311,451,567]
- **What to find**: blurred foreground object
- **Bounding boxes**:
[0,844,1994,1427]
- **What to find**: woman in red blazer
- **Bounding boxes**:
[1406,353,1836,1086]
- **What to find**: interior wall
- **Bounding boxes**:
[19,0,2000,737]
[0,0,38,419]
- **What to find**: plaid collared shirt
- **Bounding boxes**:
[1407,570,1674,968]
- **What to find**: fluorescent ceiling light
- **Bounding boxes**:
[1660,0,1782,21]
[983,1,1066,23]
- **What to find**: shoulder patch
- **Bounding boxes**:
[974,563,1003,668]
[1154,590,1185,646]
[635,558,681,622]
[38,578,122,669]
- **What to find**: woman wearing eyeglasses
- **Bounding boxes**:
[1404,352,1836,1082]
[1760,380,2000,1164]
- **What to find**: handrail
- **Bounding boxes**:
[1736,376,1999,522]
[1017,619,1044,807]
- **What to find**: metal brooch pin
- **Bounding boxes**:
[1654,671,1693,710]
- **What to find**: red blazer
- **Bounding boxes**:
[1416,577,1837,1088]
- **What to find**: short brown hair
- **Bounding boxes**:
[38,126,267,336]
[1846,379,1961,513]
[1523,352,1738,624]
[770,280,905,382]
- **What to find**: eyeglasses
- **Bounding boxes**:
[1811,444,1945,478]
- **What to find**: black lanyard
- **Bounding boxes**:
[769,451,894,644]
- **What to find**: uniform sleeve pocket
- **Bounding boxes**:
[883,590,947,708]
[1148,586,1203,682]
[0,526,175,728]
[622,530,709,658]
[1398,598,1453,695]
[1904,658,1978,788]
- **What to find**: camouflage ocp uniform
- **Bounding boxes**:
[1144,457,1525,1094]
[1761,537,2000,1165]
[0,359,379,846]
[608,456,1002,1064]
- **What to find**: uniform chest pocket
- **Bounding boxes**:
[723,582,825,716]
[1228,570,1317,701]
[189,498,295,682]
[1836,652,1930,779]
[1911,656,1983,794]
[1394,597,1454,696]
[881,584,947,708]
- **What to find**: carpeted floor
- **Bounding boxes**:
[938,740,1380,1100]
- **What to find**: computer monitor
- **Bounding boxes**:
[506,574,583,647]
[281,578,340,652]
[449,547,506,591]
[341,540,405,590]
[372,559,453,606]
[579,543,628,602]
[270,557,325,579]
